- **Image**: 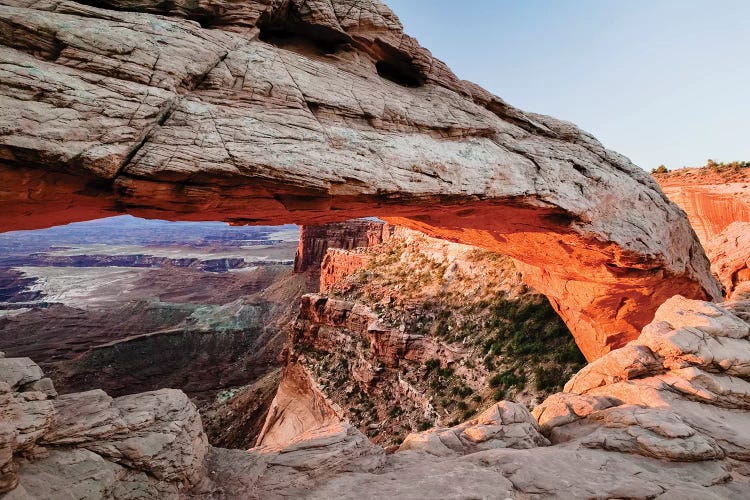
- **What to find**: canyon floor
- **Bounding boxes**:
[0,217,310,449]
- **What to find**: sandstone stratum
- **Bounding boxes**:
[654,166,750,299]
[0,0,721,361]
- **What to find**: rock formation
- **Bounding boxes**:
[260,226,586,447]
[293,220,386,275]
[655,167,750,244]
[706,222,750,300]
[0,0,721,359]
[4,293,750,497]
[654,167,750,299]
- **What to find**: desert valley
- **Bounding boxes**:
[0,0,748,498]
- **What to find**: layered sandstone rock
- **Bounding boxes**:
[0,0,720,359]
[398,401,550,456]
[533,295,750,467]
[293,220,386,275]
[258,228,591,448]
[3,295,750,497]
[655,168,750,244]
[654,169,750,303]
[706,222,750,299]
[0,356,207,496]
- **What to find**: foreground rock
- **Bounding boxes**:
[398,402,549,456]
[3,294,750,497]
[0,0,720,359]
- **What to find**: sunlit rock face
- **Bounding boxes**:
[655,169,750,244]
[0,0,720,359]
[654,169,750,299]
[293,220,386,275]
[706,222,750,299]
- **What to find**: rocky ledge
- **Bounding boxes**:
[1,293,749,498]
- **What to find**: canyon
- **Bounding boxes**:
[0,217,309,450]
[3,293,750,498]
[258,225,586,449]
[0,0,748,498]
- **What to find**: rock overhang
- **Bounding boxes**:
[0,0,721,360]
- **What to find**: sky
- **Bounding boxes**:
[386,0,749,171]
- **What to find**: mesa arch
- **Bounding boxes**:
[0,0,720,360]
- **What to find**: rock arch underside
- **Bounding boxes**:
[0,0,721,361]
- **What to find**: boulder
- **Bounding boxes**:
[398,401,549,456]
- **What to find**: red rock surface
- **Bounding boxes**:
[0,0,721,360]
[293,220,386,274]
[320,248,373,293]
[655,169,750,301]
[654,169,750,244]
[706,222,750,299]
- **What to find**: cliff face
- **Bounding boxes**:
[654,167,750,244]
[706,222,750,299]
[0,0,721,360]
[260,227,586,447]
[654,168,750,298]
[293,220,387,275]
[658,182,750,244]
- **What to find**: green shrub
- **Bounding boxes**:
[534,365,565,392]
[424,358,440,371]
[388,406,404,418]
[488,373,504,388]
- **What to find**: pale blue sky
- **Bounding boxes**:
[387,0,749,170]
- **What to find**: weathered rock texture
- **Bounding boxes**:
[654,168,750,300]
[293,219,386,274]
[3,294,750,497]
[263,226,585,447]
[0,0,720,359]
[655,168,750,244]
[706,222,750,299]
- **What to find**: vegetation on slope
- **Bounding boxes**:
[296,230,585,446]
[652,159,750,181]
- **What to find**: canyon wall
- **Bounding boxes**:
[0,0,721,360]
[293,220,387,274]
[706,222,750,300]
[655,167,750,244]
[659,183,750,244]
[260,227,586,448]
[655,168,750,297]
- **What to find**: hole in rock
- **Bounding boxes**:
[0,214,583,449]
[256,6,349,57]
[371,39,426,87]
[375,59,424,87]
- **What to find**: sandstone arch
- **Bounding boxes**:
[0,0,720,360]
